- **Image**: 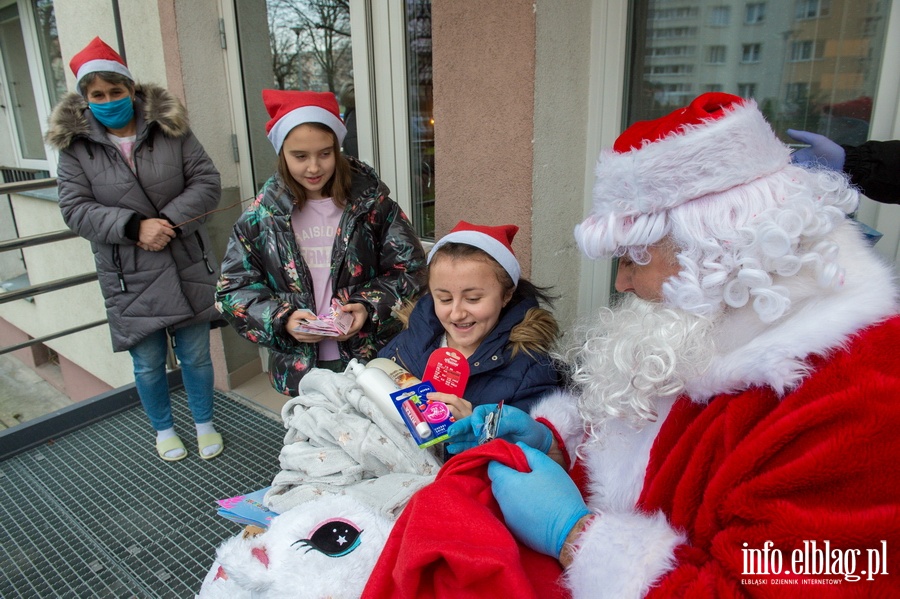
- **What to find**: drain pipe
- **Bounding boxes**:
[111,0,126,62]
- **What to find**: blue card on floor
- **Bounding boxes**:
[216,486,278,528]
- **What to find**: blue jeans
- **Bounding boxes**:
[128,323,215,431]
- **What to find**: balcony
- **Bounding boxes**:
[1,178,291,596]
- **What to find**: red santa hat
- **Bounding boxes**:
[428,221,521,285]
[69,37,134,90]
[263,89,347,154]
[574,92,791,259]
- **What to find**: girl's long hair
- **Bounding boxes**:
[277,122,353,210]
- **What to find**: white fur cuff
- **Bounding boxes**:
[564,510,685,599]
[530,390,583,455]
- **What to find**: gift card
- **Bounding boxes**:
[423,347,470,396]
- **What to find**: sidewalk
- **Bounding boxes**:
[0,353,72,429]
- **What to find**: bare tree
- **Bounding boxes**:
[267,0,352,93]
[268,5,300,90]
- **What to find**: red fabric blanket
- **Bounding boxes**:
[362,440,569,599]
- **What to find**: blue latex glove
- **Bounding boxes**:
[446,404,553,455]
[786,129,846,171]
[488,442,591,558]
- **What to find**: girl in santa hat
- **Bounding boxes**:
[216,90,426,396]
[378,221,563,423]
[45,37,223,462]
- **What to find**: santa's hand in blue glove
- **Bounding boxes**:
[488,442,593,561]
[786,129,846,171]
[446,404,553,455]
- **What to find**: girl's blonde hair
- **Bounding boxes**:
[277,122,353,210]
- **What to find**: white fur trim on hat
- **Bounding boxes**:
[267,105,348,153]
[428,230,521,285]
[75,59,134,89]
[575,99,791,259]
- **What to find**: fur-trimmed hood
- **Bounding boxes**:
[45,83,189,150]
[393,294,559,358]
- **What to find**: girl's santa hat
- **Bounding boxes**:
[263,89,347,154]
[428,221,521,285]
[69,37,134,90]
[574,92,791,259]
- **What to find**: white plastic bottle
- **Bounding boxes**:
[364,358,422,388]
[346,359,403,423]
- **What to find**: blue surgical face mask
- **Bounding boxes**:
[89,96,135,130]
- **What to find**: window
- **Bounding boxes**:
[650,7,699,20]
[789,40,816,61]
[745,3,765,24]
[405,0,434,237]
[710,6,731,26]
[785,82,810,103]
[741,43,761,63]
[646,64,694,76]
[0,3,46,161]
[32,0,65,108]
[650,27,697,39]
[627,0,891,145]
[648,45,695,58]
[707,45,727,64]
[737,83,756,98]
[654,83,693,106]
[796,0,830,20]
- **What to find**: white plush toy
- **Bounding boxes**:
[197,495,394,599]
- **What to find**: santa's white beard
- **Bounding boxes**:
[559,294,717,437]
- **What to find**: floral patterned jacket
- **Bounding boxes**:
[216,158,426,396]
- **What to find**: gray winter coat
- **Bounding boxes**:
[45,83,221,351]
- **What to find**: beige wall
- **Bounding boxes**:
[432,0,594,328]
[531,0,594,328]
[432,0,537,274]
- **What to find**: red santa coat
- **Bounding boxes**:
[534,310,900,595]
[361,223,899,597]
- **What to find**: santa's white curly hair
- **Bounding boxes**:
[564,93,861,433]
[575,92,859,324]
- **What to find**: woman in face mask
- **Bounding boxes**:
[45,37,225,463]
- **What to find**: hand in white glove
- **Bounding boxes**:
[787,129,846,172]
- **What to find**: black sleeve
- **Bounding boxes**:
[842,140,900,204]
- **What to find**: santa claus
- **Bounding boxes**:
[443,92,900,597]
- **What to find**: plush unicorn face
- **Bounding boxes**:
[198,496,394,599]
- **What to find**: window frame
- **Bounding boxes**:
[1,0,57,173]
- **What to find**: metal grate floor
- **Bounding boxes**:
[0,390,285,598]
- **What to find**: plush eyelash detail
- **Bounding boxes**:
[292,518,363,557]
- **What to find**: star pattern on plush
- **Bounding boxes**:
[317,452,327,462]
[339,431,352,445]
[378,436,388,445]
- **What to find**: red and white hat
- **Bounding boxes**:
[428,221,521,285]
[574,92,791,259]
[69,37,134,90]
[263,89,347,154]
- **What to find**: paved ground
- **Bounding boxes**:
[0,353,72,429]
